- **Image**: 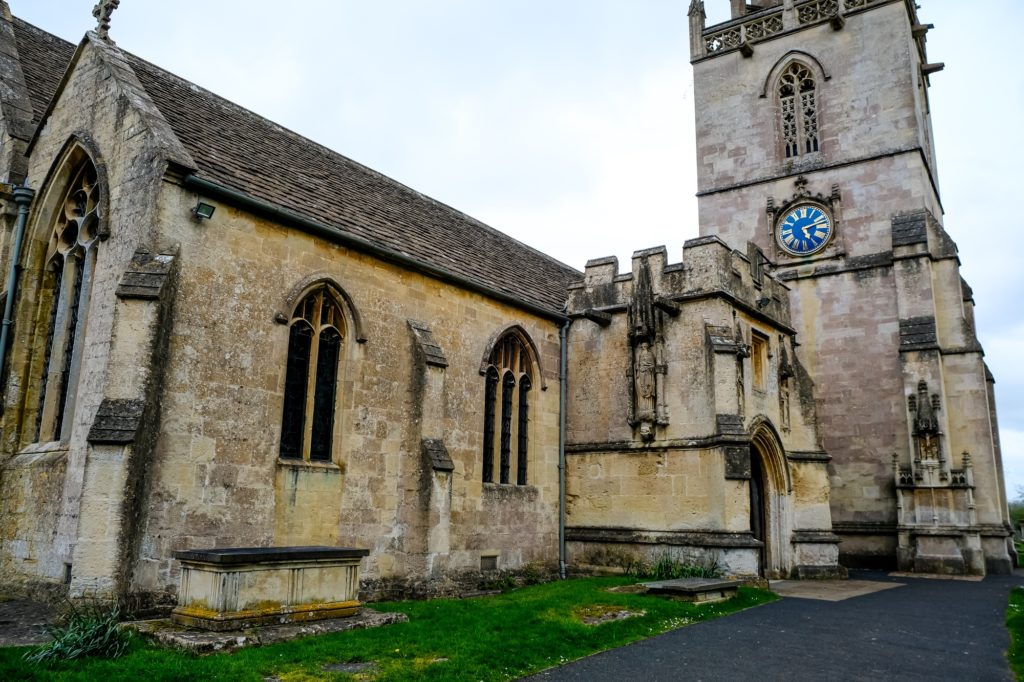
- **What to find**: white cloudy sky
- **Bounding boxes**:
[13,2,1024,496]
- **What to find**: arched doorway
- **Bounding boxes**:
[749,422,792,578]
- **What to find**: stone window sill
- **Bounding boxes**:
[276,457,342,473]
[483,482,540,502]
[19,440,70,456]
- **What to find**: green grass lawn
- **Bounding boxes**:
[0,577,774,681]
[1007,587,1024,681]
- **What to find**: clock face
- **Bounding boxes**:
[777,204,833,256]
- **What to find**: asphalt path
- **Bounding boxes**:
[525,571,1022,681]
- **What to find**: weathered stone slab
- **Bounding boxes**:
[642,578,740,603]
[130,607,406,653]
[769,579,904,602]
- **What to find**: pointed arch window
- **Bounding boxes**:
[280,286,346,461]
[779,62,819,158]
[34,159,102,442]
[481,331,535,485]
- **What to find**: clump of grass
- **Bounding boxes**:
[626,552,722,580]
[1006,587,1024,679]
[23,600,131,665]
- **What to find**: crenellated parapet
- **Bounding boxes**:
[568,236,793,331]
[566,234,823,452]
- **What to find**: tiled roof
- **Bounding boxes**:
[11,18,74,126]
[11,18,581,315]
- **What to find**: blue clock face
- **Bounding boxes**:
[777,204,833,256]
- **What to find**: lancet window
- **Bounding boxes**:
[34,159,102,442]
[779,62,819,158]
[280,285,346,461]
[481,331,534,485]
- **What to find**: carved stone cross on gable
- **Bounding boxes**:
[92,0,121,41]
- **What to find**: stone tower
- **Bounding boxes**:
[687,0,1012,573]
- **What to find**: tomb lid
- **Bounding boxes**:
[175,546,369,564]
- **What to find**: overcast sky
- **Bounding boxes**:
[12,1,1023,498]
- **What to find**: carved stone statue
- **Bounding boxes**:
[734,317,750,417]
[778,341,793,430]
[635,342,656,414]
[627,257,671,442]
[908,379,946,483]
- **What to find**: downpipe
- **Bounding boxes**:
[0,185,35,380]
[558,317,571,580]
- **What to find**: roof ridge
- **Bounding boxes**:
[119,52,581,279]
[11,14,67,44]
[10,11,582,313]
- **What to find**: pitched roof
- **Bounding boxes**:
[11,16,74,126]
[11,17,581,315]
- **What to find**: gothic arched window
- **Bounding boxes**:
[779,62,819,158]
[481,331,534,485]
[34,159,102,442]
[280,285,346,461]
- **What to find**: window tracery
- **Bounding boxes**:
[34,159,101,442]
[779,62,819,158]
[280,285,345,461]
[481,332,534,485]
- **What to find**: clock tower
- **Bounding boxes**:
[688,0,1012,573]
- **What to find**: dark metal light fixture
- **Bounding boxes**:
[192,201,216,220]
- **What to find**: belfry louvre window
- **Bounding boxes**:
[34,159,102,442]
[280,286,345,461]
[481,332,534,485]
[779,62,819,158]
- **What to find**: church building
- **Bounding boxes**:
[0,0,1011,605]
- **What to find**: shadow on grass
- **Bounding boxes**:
[1,577,776,682]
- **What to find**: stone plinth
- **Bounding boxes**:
[172,546,369,631]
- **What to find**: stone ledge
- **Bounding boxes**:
[567,526,761,549]
[87,398,145,444]
[422,439,454,472]
[174,546,368,564]
[127,607,407,653]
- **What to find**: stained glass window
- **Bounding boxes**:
[481,330,535,486]
[500,372,515,484]
[279,323,312,458]
[279,286,345,461]
[517,375,531,485]
[34,158,101,443]
[482,367,498,482]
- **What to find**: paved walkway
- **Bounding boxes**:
[526,571,1022,681]
[0,599,55,646]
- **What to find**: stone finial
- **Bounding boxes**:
[794,175,809,196]
[687,0,706,18]
[92,0,121,41]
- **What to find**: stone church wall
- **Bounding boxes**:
[0,33,564,600]
[130,183,563,596]
[0,36,190,595]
